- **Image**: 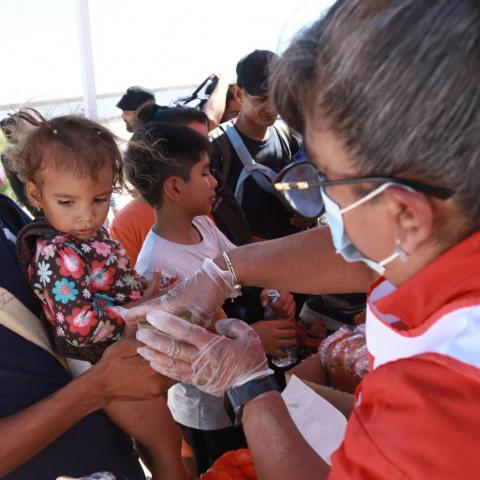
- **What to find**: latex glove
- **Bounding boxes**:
[116,258,240,327]
[136,311,272,397]
[260,289,296,320]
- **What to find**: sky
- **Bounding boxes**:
[0,0,334,107]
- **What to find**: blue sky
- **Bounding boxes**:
[1,0,333,106]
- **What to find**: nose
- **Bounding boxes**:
[263,97,278,116]
[210,173,218,190]
[77,205,96,228]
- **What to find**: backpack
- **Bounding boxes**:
[211,171,253,246]
[210,120,294,206]
[170,74,219,110]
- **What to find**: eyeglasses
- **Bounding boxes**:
[274,161,453,219]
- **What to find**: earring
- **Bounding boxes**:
[395,238,408,261]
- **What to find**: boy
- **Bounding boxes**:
[124,122,296,475]
[209,50,304,240]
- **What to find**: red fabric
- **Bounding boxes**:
[330,230,480,478]
[331,353,480,479]
[373,231,480,331]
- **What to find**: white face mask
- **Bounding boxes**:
[320,182,408,275]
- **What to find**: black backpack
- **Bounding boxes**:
[211,170,253,246]
[209,120,294,203]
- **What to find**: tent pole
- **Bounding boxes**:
[76,0,97,119]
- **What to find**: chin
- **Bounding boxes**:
[262,117,277,127]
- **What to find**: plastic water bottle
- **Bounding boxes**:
[264,289,297,368]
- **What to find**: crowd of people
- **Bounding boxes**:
[1,0,480,478]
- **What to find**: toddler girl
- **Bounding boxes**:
[10,109,184,480]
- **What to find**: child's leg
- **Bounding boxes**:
[105,396,185,480]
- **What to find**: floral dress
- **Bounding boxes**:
[22,224,143,363]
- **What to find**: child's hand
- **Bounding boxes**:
[295,322,325,350]
[140,271,180,302]
[260,289,296,320]
[114,272,181,324]
[252,319,297,357]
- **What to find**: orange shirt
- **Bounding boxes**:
[330,230,480,479]
[109,197,154,267]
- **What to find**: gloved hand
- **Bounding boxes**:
[116,258,240,328]
[136,311,272,397]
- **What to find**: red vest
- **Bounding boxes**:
[330,231,480,479]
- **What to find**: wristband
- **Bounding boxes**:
[222,251,242,296]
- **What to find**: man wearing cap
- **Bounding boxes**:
[210,50,303,241]
[116,86,155,132]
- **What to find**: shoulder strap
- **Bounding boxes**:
[223,123,278,204]
[273,120,292,160]
[0,287,67,367]
[210,121,234,180]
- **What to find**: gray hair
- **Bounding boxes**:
[272,0,480,229]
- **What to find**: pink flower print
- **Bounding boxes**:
[56,247,85,279]
[90,261,115,291]
[91,241,112,257]
[105,306,125,325]
[53,235,67,244]
[117,257,129,271]
[56,326,65,337]
[56,312,65,324]
[91,320,116,343]
[35,239,47,263]
[129,290,142,300]
[41,243,56,260]
[66,305,98,337]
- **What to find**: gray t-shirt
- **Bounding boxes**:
[136,215,235,430]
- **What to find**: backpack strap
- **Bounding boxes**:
[222,123,278,204]
[273,120,292,160]
[210,121,235,180]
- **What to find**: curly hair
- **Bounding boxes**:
[124,122,211,207]
[8,108,123,192]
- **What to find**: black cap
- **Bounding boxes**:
[116,86,155,111]
[236,50,278,96]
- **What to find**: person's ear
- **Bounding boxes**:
[25,181,43,211]
[232,85,244,105]
[163,177,183,203]
[384,186,434,255]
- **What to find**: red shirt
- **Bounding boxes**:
[330,231,480,479]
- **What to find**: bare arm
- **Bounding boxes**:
[202,75,231,130]
[243,391,330,479]
[0,340,171,476]
[217,226,375,295]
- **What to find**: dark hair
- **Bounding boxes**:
[8,109,123,191]
[124,122,211,206]
[271,0,480,230]
[137,104,208,128]
[225,85,236,104]
[0,116,17,141]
